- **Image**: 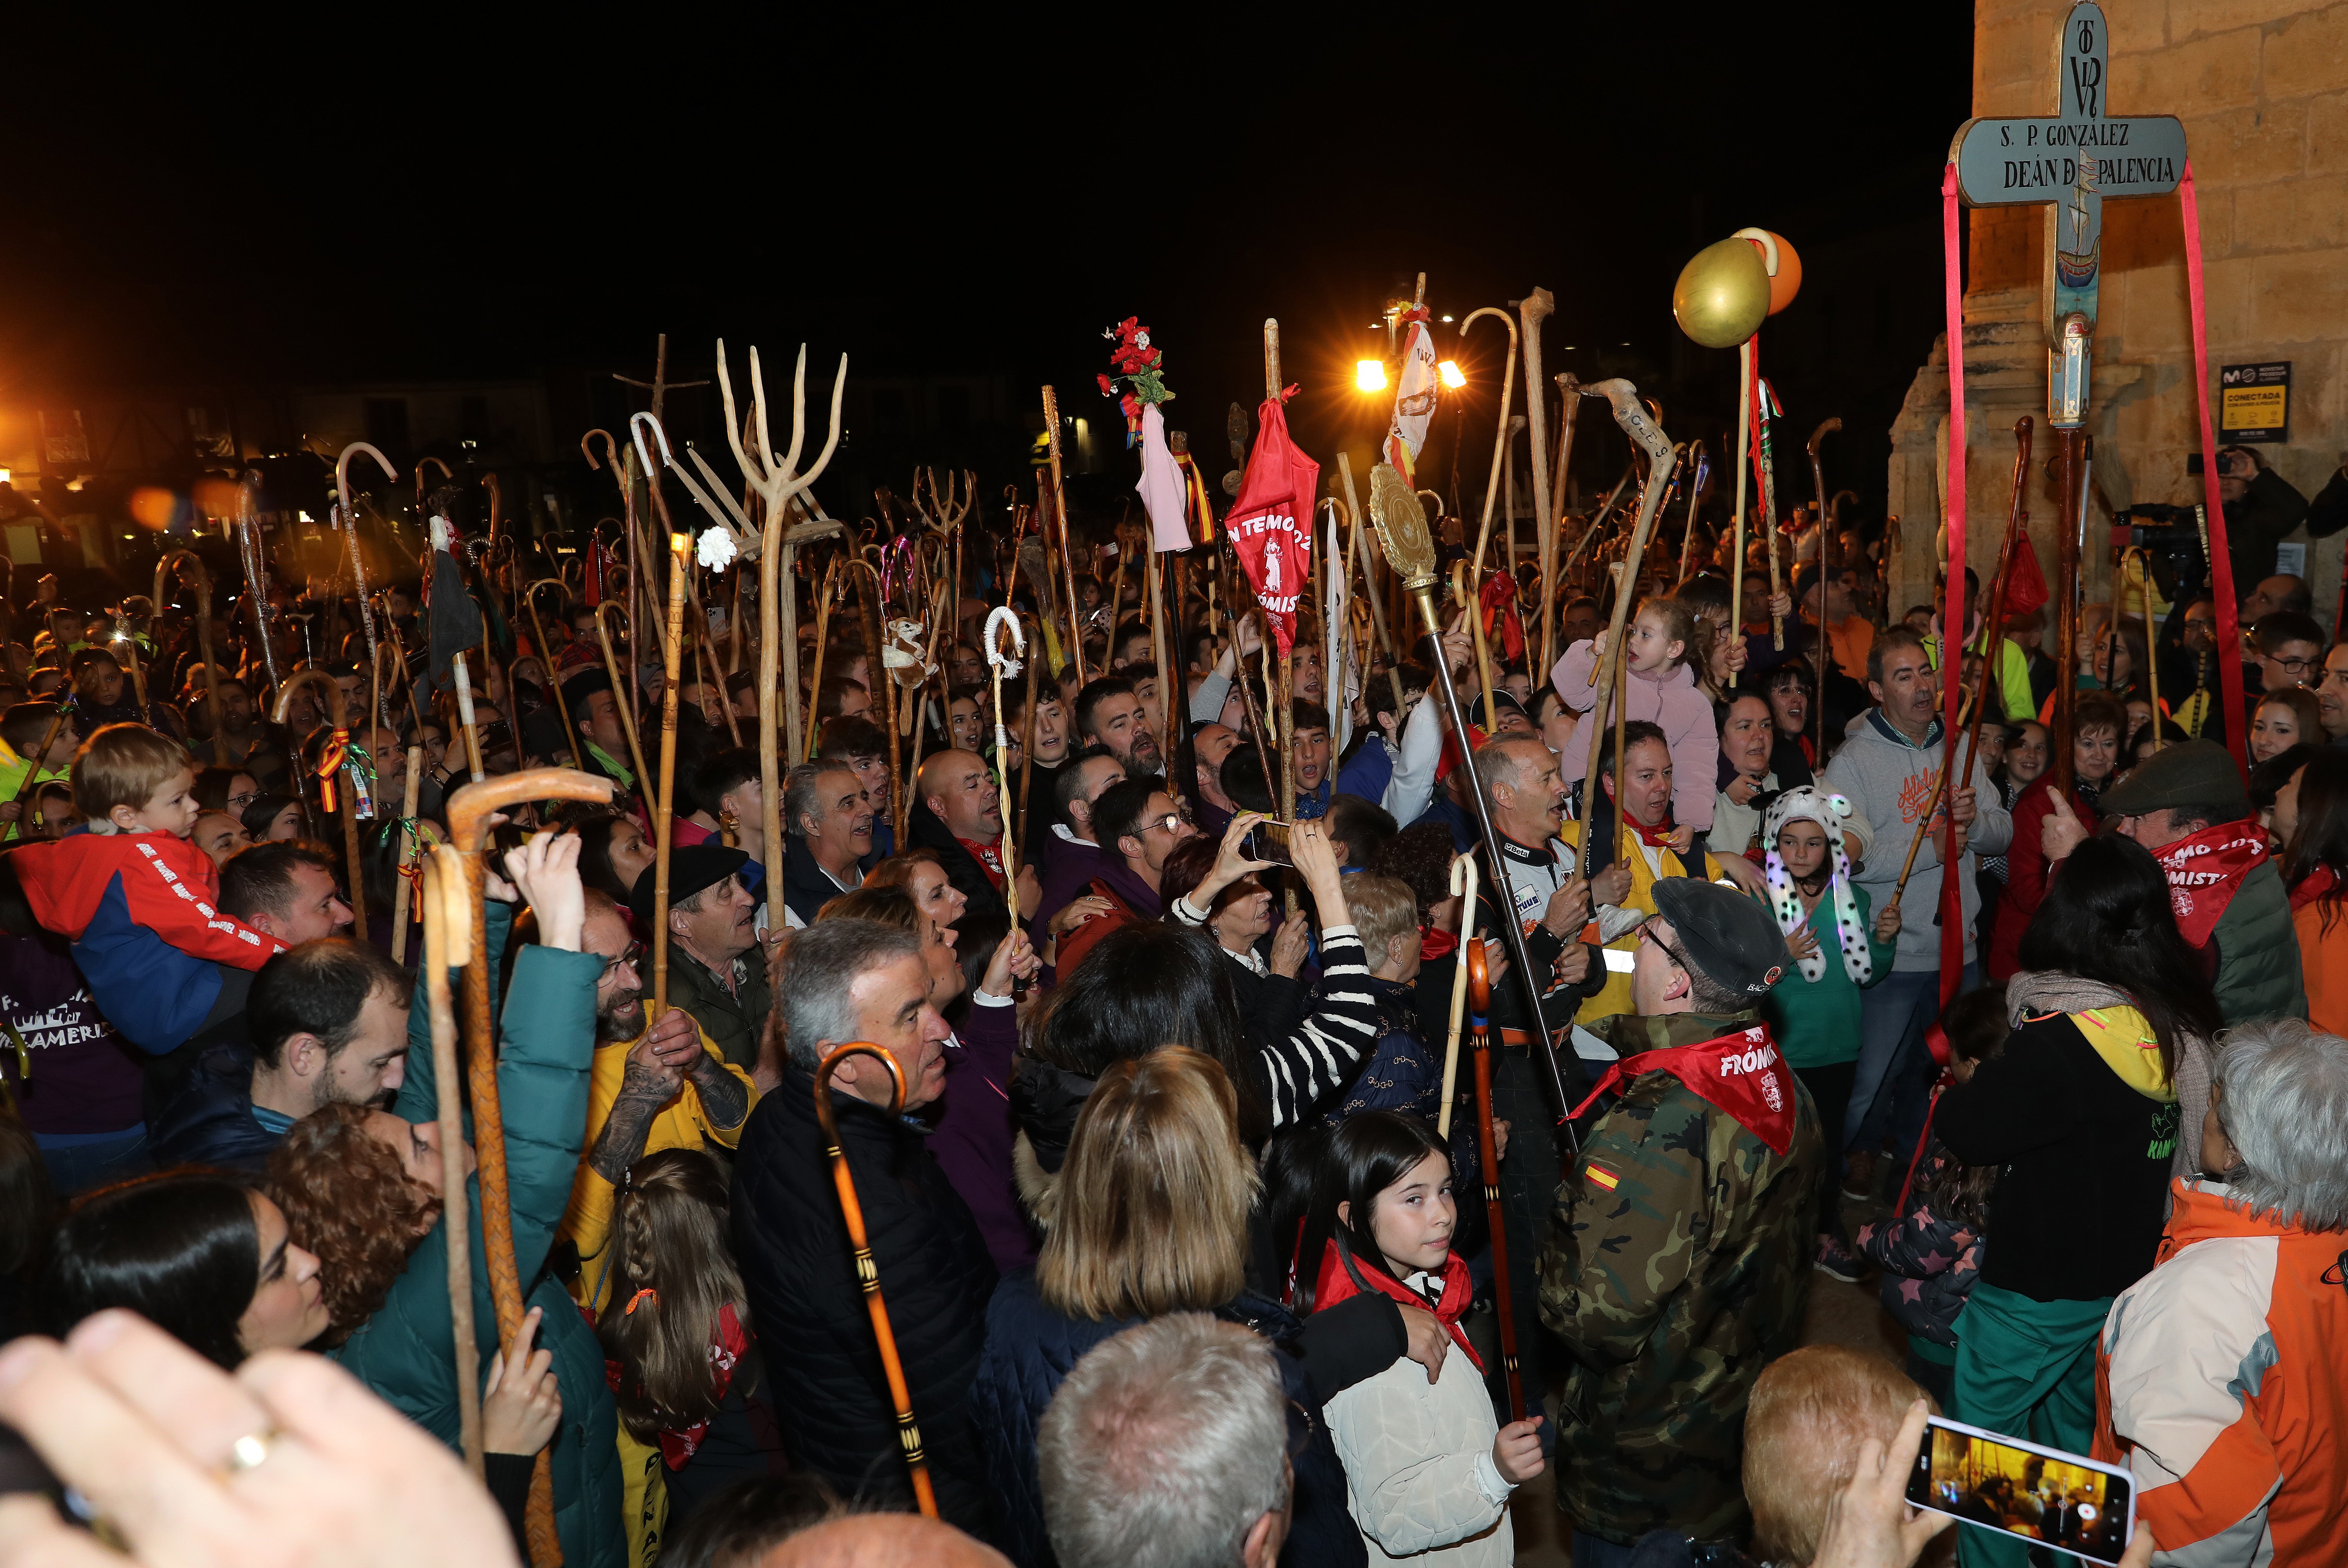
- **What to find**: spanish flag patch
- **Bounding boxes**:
[1584,1163,1621,1192]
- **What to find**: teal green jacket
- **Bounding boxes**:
[2211,860,2306,1027]
[340,902,619,1568]
[1762,886,1896,1069]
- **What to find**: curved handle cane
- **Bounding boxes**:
[812,1042,940,1519]
[1438,852,1478,1139]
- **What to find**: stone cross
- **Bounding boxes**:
[1952,0,2187,427]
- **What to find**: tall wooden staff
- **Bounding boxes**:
[1258,321,1298,863]
[713,340,847,909]
[446,769,615,1566]
[155,551,229,766]
[1465,939,1526,1422]
[389,746,424,965]
[1437,852,1477,1140]
[1749,353,1786,651]
[812,1043,939,1517]
[1957,418,2037,795]
[1672,442,1707,590]
[1457,308,1519,583]
[592,605,653,792]
[651,533,689,1012]
[984,608,1025,923]
[1571,383,1681,880]
[336,441,398,723]
[237,473,283,700]
[1337,454,1407,719]
[1544,370,1584,675]
[418,847,481,1475]
[523,580,584,770]
[1728,350,1755,688]
[1040,387,1087,685]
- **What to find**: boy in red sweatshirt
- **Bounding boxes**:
[13,724,287,1051]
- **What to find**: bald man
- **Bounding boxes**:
[908,747,1039,925]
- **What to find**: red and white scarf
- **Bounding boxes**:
[1566,1022,1798,1157]
[2152,821,2267,946]
[1311,1235,1484,1373]
[956,835,1007,891]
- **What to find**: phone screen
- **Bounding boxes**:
[1907,1416,2135,1567]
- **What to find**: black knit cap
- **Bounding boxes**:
[559,667,613,714]
[1649,876,1791,996]
[628,844,749,926]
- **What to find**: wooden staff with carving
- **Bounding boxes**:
[418,846,482,1475]
[651,531,689,1013]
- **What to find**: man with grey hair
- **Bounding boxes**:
[1039,1315,1292,1568]
[779,758,873,928]
[2097,1019,2348,1566]
[729,917,997,1534]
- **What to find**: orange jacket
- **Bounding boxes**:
[2292,896,2348,1039]
[2095,1178,2348,1565]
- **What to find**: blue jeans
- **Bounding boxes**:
[37,1127,151,1196]
[1847,963,1976,1164]
[1571,1530,1643,1568]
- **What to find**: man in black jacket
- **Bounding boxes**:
[908,748,1038,926]
[730,917,1000,1535]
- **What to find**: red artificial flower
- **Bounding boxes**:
[1097,373,1115,396]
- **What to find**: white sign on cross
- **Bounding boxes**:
[1949,1,2188,428]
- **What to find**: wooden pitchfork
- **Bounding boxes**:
[444,769,615,1565]
[813,1042,939,1519]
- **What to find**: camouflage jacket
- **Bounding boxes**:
[1535,1010,1822,1548]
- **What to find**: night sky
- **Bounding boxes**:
[2,10,1971,520]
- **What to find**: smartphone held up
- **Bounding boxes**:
[1907,1416,2135,1567]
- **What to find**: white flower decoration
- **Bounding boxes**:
[696,526,738,573]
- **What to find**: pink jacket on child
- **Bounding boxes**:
[1550,639,1720,833]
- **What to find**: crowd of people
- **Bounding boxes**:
[0,472,2342,1568]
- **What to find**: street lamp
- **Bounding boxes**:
[1356,360,1388,392]
[1438,360,1466,389]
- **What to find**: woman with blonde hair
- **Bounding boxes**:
[969,1046,1364,1568]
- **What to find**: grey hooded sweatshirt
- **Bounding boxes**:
[1819,709,2011,972]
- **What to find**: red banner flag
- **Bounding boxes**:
[1226,398,1320,657]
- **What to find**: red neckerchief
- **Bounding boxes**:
[1566,1022,1797,1157]
[1311,1235,1485,1374]
[602,1303,750,1470]
[1623,811,1679,850]
[1420,926,1459,962]
[956,835,1007,891]
[2290,863,2340,914]
[2152,820,2268,946]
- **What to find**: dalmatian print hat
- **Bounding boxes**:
[1761,785,1872,986]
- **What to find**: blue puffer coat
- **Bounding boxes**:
[968,1266,1368,1568]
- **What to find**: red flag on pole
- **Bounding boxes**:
[1226,398,1320,657]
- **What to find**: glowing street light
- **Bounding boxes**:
[1356,360,1388,392]
[1438,360,1466,389]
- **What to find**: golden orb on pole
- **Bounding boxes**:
[1672,237,1771,348]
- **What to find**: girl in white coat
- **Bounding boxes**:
[1302,1112,1545,1566]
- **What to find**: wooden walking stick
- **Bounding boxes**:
[389,746,424,965]
[984,607,1025,924]
[236,474,284,700]
[1365,458,1583,1134]
[418,846,482,1477]
[1544,370,1584,675]
[155,551,229,766]
[626,415,747,751]
[592,605,653,793]
[1806,417,1842,596]
[336,441,398,723]
[1040,387,1088,685]
[446,769,613,1567]
[1457,307,1519,584]
[1571,382,1682,881]
[1465,937,1527,1423]
[2130,547,2162,752]
[449,653,486,784]
[803,554,843,761]
[710,340,847,909]
[651,531,689,1014]
[524,580,584,770]
[1728,346,1755,688]
[1437,851,1477,1140]
[1517,290,1555,653]
[1337,454,1408,720]
[1885,701,1969,915]
[812,1042,940,1518]
[8,704,72,827]
[1956,418,2037,792]
[1673,442,1708,591]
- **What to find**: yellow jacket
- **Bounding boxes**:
[0,739,69,842]
[1557,817,1720,1025]
[561,1025,755,1316]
